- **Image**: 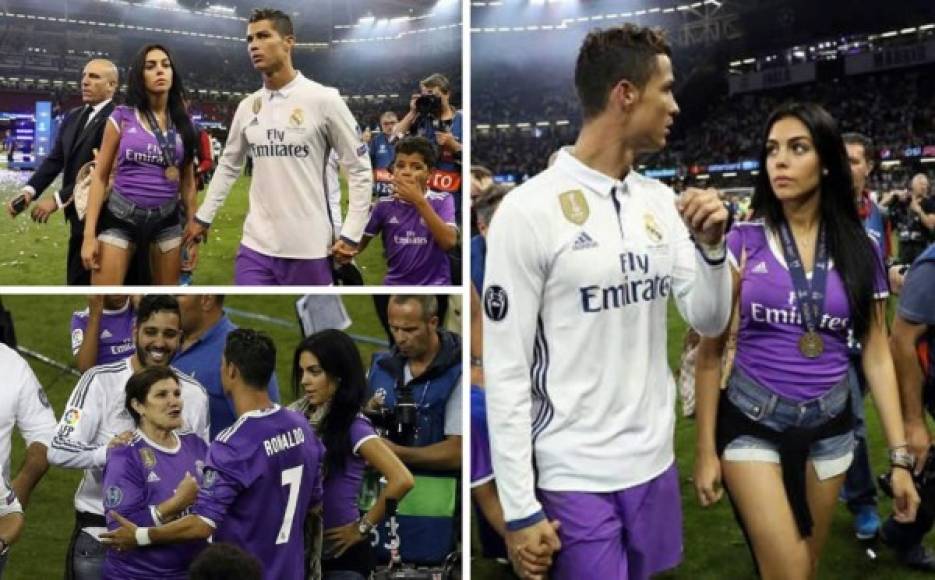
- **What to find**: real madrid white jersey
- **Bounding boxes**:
[482,150,732,526]
[196,72,372,259]
[48,357,209,518]
[0,344,56,485]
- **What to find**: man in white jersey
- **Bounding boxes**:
[184,8,372,285]
[48,295,209,580]
[483,25,732,579]
[0,343,57,578]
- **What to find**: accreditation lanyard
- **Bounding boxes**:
[778,220,829,357]
[143,109,178,173]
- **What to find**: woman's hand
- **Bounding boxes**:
[890,467,921,523]
[81,236,100,271]
[323,522,365,558]
[693,449,724,507]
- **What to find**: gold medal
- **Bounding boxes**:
[798,331,824,359]
[165,166,180,182]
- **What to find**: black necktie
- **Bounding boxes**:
[74,106,93,138]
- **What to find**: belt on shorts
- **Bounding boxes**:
[715,370,853,538]
[107,188,178,222]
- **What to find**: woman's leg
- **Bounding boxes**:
[91,241,132,285]
[150,243,181,285]
[804,463,847,579]
[722,459,812,580]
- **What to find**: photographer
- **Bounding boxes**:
[393,74,463,224]
[881,173,935,267]
[366,295,461,565]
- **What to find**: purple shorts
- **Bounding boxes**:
[234,244,334,286]
[538,463,683,580]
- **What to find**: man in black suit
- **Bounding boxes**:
[6,59,117,285]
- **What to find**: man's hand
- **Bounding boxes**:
[889,265,907,295]
[677,187,729,247]
[435,131,458,152]
[393,175,425,206]
[6,189,32,217]
[506,519,561,580]
[362,128,373,144]
[183,220,207,247]
[408,94,419,115]
[100,511,139,552]
[182,242,199,271]
[107,431,134,449]
[330,239,357,266]
[891,468,921,524]
[30,196,58,223]
[906,420,932,476]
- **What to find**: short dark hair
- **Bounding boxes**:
[389,295,439,322]
[249,8,294,38]
[575,24,671,119]
[394,136,437,170]
[137,295,181,326]
[224,329,276,389]
[189,543,262,580]
[125,366,179,425]
[471,165,493,181]
[841,132,875,164]
[475,183,510,227]
[421,73,451,95]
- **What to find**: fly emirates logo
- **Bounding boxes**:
[249,129,310,158]
[579,251,672,313]
[750,291,849,331]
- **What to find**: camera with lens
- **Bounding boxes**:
[415,94,442,118]
[364,382,418,447]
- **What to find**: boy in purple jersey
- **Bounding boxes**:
[102,330,325,580]
[359,137,457,286]
[71,295,135,373]
[103,367,208,580]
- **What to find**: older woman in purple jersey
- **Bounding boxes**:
[289,330,414,580]
[101,366,208,580]
[81,43,199,285]
[693,101,919,579]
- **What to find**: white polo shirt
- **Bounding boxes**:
[0,344,57,485]
[48,357,210,517]
[482,150,731,526]
[197,72,372,258]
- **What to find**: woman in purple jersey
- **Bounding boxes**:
[692,102,919,578]
[289,330,413,580]
[102,366,208,580]
[81,43,199,285]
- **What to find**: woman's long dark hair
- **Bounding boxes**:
[125,43,197,167]
[751,101,879,342]
[292,330,368,474]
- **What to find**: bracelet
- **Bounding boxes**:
[135,527,152,547]
[889,448,915,470]
[892,464,913,473]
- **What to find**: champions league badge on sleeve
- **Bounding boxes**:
[104,486,123,509]
[203,469,218,490]
[484,286,509,322]
[559,190,589,225]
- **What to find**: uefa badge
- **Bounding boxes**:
[289,108,304,128]
[644,213,664,243]
[140,448,157,470]
[559,190,589,225]
[104,486,123,508]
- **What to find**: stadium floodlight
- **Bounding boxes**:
[901,27,917,35]
[359,15,375,25]
[920,24,935,31]
[921,158,935,164]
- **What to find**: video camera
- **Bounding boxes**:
[415,94,443,118]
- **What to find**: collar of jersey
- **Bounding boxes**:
[265,71,305,100]
[240,404,281,419]
[554,149,631,198]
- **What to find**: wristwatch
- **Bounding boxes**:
[889,448,915,471]
[357,516,374,537]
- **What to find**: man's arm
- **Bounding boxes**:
[47,372,108,469]
[194,99,250,228]
[385,436,461,471]
[325,90,372,246]
[72,299,103,373]
[11,443,48,509]
[12,354,56,505]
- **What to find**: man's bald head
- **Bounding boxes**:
[82,59,118,105]
[911,173,931,197]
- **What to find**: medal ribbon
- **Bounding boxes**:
[778,220,829,338]
[143,109,178,171]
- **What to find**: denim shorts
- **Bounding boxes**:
[98,190,182,253]
[722,370,855,480]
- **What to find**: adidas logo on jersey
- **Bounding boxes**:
[100,329,113,339]
[572,231,598,250]
[388,216,400,225]
[751,261,768,274]
[146,471,161,483]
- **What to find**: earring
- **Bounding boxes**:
[822,168,828,176]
